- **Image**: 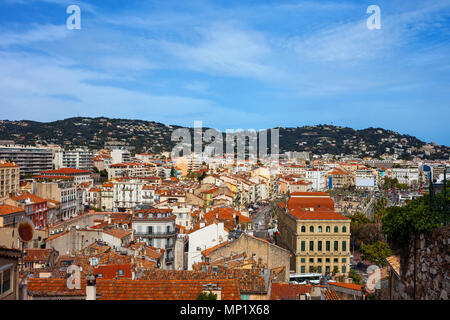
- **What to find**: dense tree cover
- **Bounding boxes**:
[382,177,408,190]
[349,212,384,250]
[382,183,449,246]
[1,119,449,158]
[360,241,393,267]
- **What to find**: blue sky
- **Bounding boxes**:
[0,0,449,145]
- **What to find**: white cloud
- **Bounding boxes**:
[0,24,70,47]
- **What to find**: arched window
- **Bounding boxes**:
[334,226,338,233]
[309,226,314,233]
[326,226,330,233]
[318,226,322,233]
[301,226,306,232]
[342,226,347,233]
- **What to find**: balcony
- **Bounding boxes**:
[165,256,174,264]
[134,230,177,238]
[165,242,174,249]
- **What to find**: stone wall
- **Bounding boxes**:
[399,225,449,300]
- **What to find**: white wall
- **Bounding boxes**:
[187,222,228,270]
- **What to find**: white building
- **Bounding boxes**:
[355,170,378,190]
[110,149,131,165]
[187,221,228,270]
[391,167,419,186]
[305,169,327,191]
[53,149,93,171]
[132,208,177,269]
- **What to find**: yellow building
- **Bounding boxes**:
[276,192,351,276]
[0,161,20,199]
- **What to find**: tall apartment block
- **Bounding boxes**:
[0,161,20,199]
[0,146,52,177]
[53,149,94,171]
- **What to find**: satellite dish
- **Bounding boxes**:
[18,217,34,243]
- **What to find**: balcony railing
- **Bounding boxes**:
[134,230,177,237]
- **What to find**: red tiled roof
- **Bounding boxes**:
[202,241,229,257]
[93,264,133,279]
[328,282,362,291]
[0,161,19,168]
[24,249,54,262]
[40,168,90,175]
[103,228,132,239]
[289,208,349,220]
[11,193,47,204]
[27,278,241,300]
[0,203,24,216]
[270,282,312,300]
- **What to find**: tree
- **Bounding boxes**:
[349,270,362,285]
[349,212,383,250]
[373,197,387,223]
[332,266,339,275]
[196,292,217,300]
[360,241,392,267]
[349,211,370,225]
[382,193,444,246]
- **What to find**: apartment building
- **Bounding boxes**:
[355,169,378,190]
[325,168,351,189]
[7,193,48,229]
[100,183,114,211]
[0,146,52,177]
[32,179,79,221]
[132,207,177,269]
[110,149,131,164]
[38,167,92,185]
[0,161,20,199]
[0,203,25,228]
[305,168,326,191]
[276,192,351,276]
[53,149,93,171]
[107,163,158,180]
[391,167,420,186]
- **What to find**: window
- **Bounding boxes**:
[326,241,330,251]
[334,241,339,251]
[301,226,306,233]
[309,241,314,251]
[326,226,330,233]
[300,258,305,263]
[0,265,12,297]
[334,258,338,263]
[318,226,322,233]
[309,266,315,273]
[309,226,314,233]
[301,266,305,273]
[342,241,347,252]
[342,258,347,263]
[317,258,322,263]
[326,258,330,263]
[301,241,305,251]
[118,269,123,276]
[334,226,338,233]
[317,266,322,273]
[97,273,103,278]
[318,241,322,251]
[342,266,347,274]
[309,258,314,263]
[342,226,347,233]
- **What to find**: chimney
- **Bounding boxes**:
[86,274,96,300]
